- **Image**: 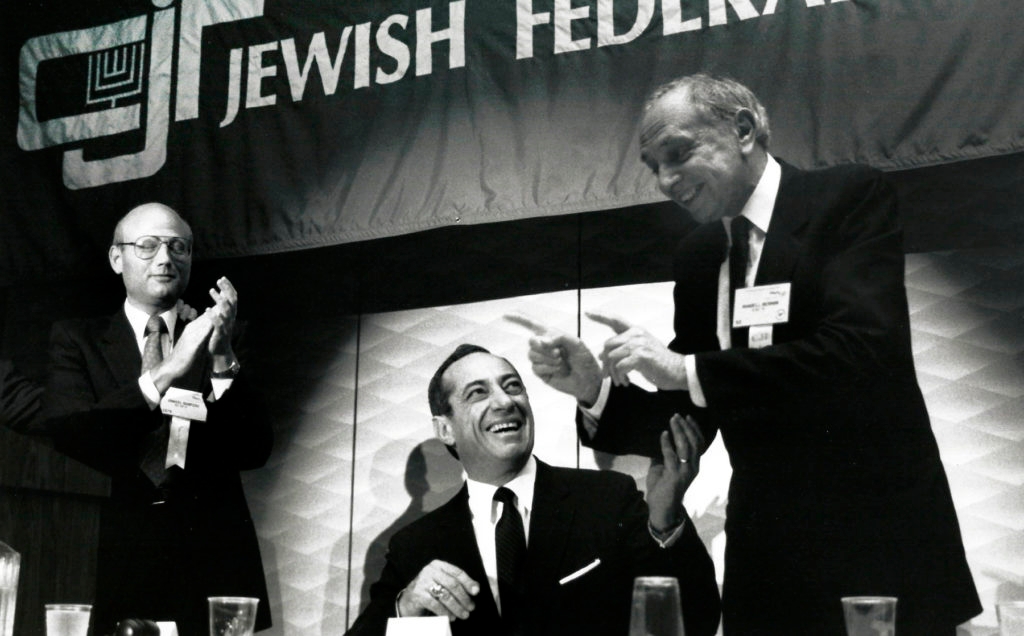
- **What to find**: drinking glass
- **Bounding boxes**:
[998,601,1024,636]
[841,596,896,636]
[44,604,91,636]
[628,576,685,636]
[0,542,18,636]
[208,596,258,636]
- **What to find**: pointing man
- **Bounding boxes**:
[512,74,980,634]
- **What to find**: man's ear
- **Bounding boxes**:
[734,108,758,152]
[108,245,124,274]
[433,415,456,446]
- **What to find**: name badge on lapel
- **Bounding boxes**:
[733,283,791,328]
[160,387,207,469]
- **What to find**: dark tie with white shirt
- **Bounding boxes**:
[494,486,526,632]
[729,216,753,349]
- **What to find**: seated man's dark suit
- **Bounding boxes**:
[583,162,980,634]
[347,459,721,636]
[43,310,273,634]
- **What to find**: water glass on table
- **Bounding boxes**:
[208,596,259,636]
[841,596,896,636]
[45,604,91,636]
[628,576,686,636]
[0,542,19,636]
[998,601,1024,636]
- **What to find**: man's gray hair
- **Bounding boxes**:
[645,73,771,148]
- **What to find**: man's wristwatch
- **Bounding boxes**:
[211,360,241,379]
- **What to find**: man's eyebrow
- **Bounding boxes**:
[459,379,487,394]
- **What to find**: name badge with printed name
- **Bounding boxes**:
[733,283,791,328]
[160,387,208,422]
[160,388,207,470]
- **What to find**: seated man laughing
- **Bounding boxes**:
[346,344,720,636]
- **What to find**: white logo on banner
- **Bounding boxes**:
[16,0,265,190]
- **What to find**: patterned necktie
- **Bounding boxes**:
[729,216,752,348]
[140,314,171,487]
[141,314,168,372]
[494,486,527,629]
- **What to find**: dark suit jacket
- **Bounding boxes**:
[0,359,41,432]
[583,162,980,634]
[346,460,720,636]
[42,309,273,635]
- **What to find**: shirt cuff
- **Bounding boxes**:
[578,377,611,440]
[138,372,161,410]
[685,355,706,407]
[648,517,687,548]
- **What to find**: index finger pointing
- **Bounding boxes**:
[504,313,552,336]
[585,310,632,334]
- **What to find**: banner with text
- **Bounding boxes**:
[2,0,1022,282]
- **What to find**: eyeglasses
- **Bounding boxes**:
[115,235,192,260]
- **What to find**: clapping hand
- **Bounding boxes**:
[646,414,704,533]
[206,276,237,358]
[149,312,213,392]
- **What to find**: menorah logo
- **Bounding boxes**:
[17,0,265,190]
[86,43,146,108]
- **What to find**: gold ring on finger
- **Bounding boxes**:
[428,583,446,600]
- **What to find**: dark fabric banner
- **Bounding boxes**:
[2,0,1022,283]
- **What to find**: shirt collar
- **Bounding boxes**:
[123,299,178,349]
[465,455,537,523]
[729,153,781,236]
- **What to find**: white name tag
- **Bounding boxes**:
[386,617,452,636]
[160,387,208,422]
[733,283,791,327]
[165,417,191,470]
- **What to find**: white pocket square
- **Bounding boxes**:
[558,558,602,585]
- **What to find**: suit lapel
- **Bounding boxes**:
[524,461,573,585]
[102,310,143,387]
[755,161,812,287]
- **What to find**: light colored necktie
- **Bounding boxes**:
[140,314,173,487]
[141,314,167,372]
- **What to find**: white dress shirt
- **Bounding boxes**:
[684,154,780,406]
[465,456,537,615]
